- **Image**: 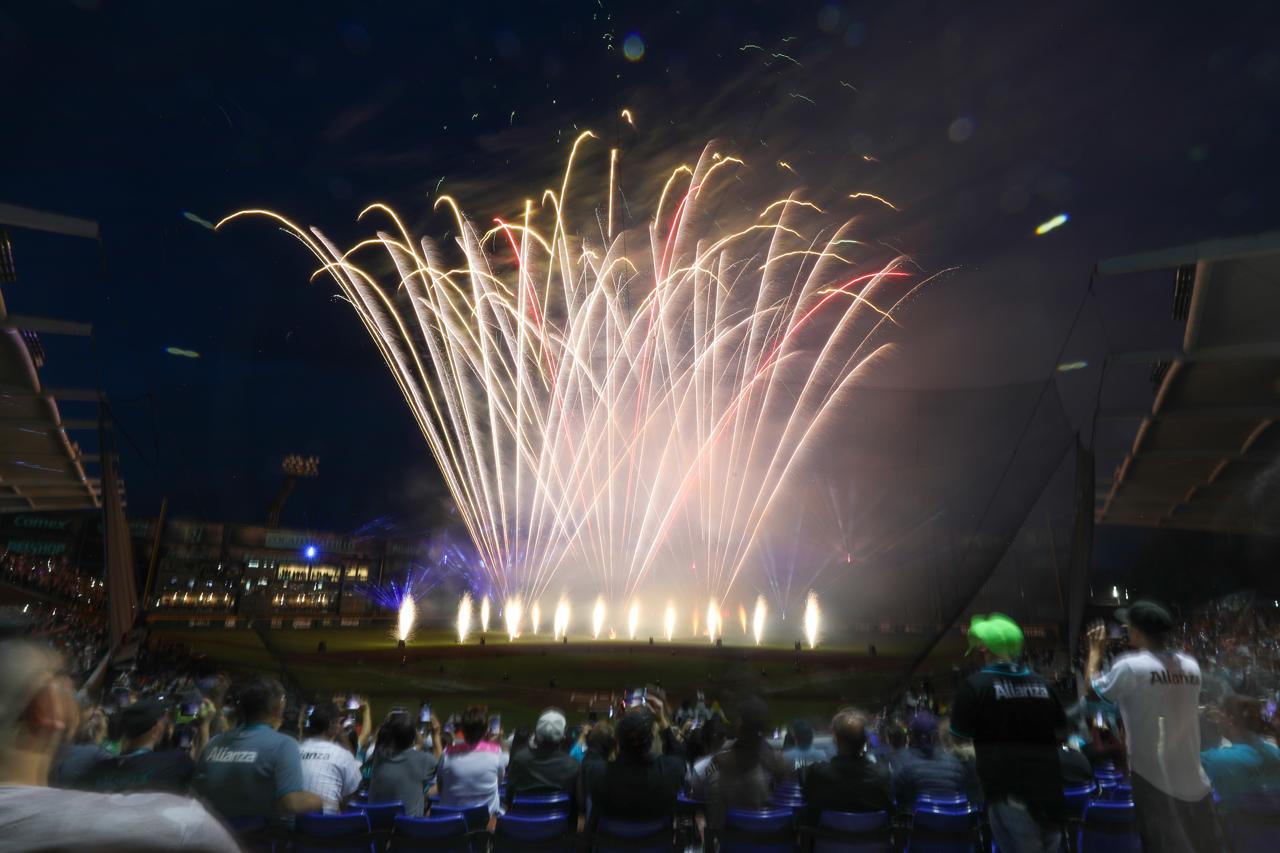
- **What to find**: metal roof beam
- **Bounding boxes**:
[1097,230,1280,276]
[0,203,99,239]
[0,315,92,337]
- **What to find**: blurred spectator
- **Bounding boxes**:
[707,696,790,829]
[577,720,616,806]
[1200,695,1280,813]
[951,613,1066,853]
[783,719,829,770]
[686,716,727,799]
[892,711,979,810]
[587,700,685,827]
[369,712,439,817]
[0,627,238,851]
[437,706,508,814]
[193,675,322,821]
[1088,601,1219,852]
[507,708,579,800]
[50,704,109,789]
[799,708,892,818]
[84,698,195,794]
[300,703,365,814]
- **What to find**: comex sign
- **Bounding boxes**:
[264,532,352,553]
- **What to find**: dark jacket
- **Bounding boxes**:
[588,754,686,820]
[507,744,580,799]
[800,754,893,819]
[706,743,792,828]
[892,746,979,810]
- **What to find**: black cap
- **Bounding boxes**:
[120,698,167,738]
[1115,599,1173,637]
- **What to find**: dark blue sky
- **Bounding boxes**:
[3,0,1278,533]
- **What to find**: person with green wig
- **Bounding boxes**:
[949,613,1067,852]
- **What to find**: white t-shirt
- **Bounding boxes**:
[1092,649,1212,800]
[438,741,509,814]
[0,785,240,852]
[299,737,364,813]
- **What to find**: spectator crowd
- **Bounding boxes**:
[1,587,1278,852]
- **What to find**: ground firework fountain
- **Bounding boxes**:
[223,134,922,640]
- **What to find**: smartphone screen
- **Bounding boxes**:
[345,696,361,711]
[488,714,501,735]
[180,701,200,717]
[419,703,431,724]
[624,687,647,708]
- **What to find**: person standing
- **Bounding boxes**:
[300,703,365,813]
[1086,600,1219,852]
[949,613,1067,853]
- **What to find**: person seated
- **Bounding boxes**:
[707,696,791,830]
[84,698,197,794]
[507,708,580,802]
[301,703,368,813]
[783,719,830,771]
[800,708,893,820]
[686,716,727,799]
[369,712,440,816]
[437,706,508,814]
[1201,695,1280,813]
[892,712,979,810]
[49,705,110,789]
[0,625,239,851]
[577,721,616,807]
[587,698,685,830]
[193,675,323,821]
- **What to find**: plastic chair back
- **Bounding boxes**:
[723,808,795,853]
[907,804,979,852]
[295,812,374,853]
[226,815,276,853]
[431,803,491,833]
[494,811,572,851]
[392,813,470,852]
[1063,783,1096,820]
[594,816,672,853]
[510,792,573,816]
[809,810,892,853]
[1078,799,1141,853]
[354,801,406,833]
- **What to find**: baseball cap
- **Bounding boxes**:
[535,708,567,744]
[120,698,167,738]
[1115,599,1173,637]
[966,613,1024,659]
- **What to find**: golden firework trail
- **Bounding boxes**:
[221,138,921,611]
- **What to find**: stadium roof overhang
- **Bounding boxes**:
[1096,231,1280,533]
[0,203,107,514]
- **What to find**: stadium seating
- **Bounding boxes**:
[906,803,980,852]
[226,815,277,853]
[805,810,893,853]
[593,816,673,853]
[391,812,471,852]
[509,792,573,817]
[493,811,574,852]
[295,811,375,853]
[354,801,406,836]
[431,803,492,833]
[722,808,796,853]
[1077,799,1141,853]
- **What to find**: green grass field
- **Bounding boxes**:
[151,624,967,726]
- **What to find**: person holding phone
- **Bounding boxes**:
[369,711,440,817]
[83,698,197,794]
[437,706,508,814]
[299,703,365,814]
[1086,600,1219,852]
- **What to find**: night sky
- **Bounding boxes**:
[4,0,1279,535]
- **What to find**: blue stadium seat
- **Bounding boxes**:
[805,810,893,853]
[722,808,795,853]
[594,816,673,853]
[510,792,573,816]
[1228,792,1280,853]
[915,793,969,809]
[906,804,980,852]
[1063,782,1097,821]
[295,811,374,853]
[226,815,277,853]
[494,811,573,851]
[1077,799,1141,853]
[392,813,471,852]
[431,802,492,833]
[353,801,405,834]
